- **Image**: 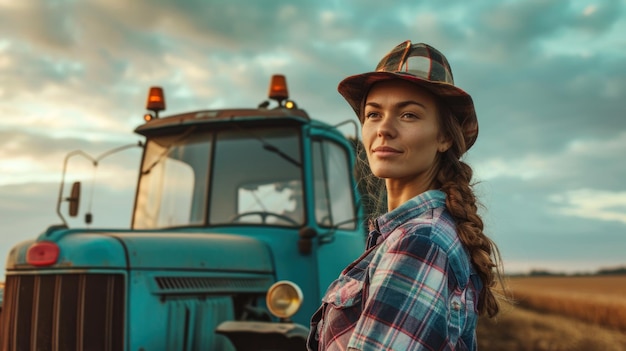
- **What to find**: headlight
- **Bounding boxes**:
[266,281,303,319]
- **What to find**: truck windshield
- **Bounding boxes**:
[133,126,304,229]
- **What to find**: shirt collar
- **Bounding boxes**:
[374,189,447,241]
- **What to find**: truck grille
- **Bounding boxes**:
[154,276,271,294]
[0,273,125,351]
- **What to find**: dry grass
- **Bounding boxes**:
[477,302,626,351]
[506,275,626,297]
[476,275,626,350]
[506,275,626,332]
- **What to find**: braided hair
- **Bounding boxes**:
[434,102,504,317]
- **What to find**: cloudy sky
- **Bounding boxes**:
[1,0,625,276]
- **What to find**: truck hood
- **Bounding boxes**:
[113,231,273,273]
[7,229,273,274]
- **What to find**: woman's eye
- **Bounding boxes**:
[365,111,380,119]
[401,112,419,119]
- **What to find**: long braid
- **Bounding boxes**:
[436,104,505,318]
[438,154,502,317]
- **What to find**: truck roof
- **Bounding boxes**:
[135,107,311,136]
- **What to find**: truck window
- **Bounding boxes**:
[209,127,304,226]
[134,132,212,229]
[312,139,356,229]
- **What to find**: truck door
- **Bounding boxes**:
[311,137,366,297]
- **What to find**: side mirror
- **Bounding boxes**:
[67,181,81,217]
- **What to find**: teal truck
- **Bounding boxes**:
[0,75,366,351]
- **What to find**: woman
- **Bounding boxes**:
[307,40,504,351]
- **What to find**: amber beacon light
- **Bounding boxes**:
[268,75,289,103]
[266,74,298,109]
[145,86,166,121]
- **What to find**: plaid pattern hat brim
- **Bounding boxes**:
[338,40,479,150]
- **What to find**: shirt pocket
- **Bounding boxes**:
[322,276,364,308]
[318,276,364,344]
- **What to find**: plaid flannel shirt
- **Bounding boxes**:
[307,190,482,351]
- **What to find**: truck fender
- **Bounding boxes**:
[216,320,308,351]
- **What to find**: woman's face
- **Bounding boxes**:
[362,79,450,183]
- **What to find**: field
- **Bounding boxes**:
[477,275,626,351]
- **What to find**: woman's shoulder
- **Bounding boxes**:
[387,208,473,285]
[394,206,457,248]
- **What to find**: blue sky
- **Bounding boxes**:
[1,0,625,275]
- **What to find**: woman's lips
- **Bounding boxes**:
[372,146,402,157]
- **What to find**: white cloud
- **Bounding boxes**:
[474,154,549,181]
[566,131,626,155]
[475,132,626,183]
[0,154,139,189]
[583,5,597,16]
[0,157,59,184]
[549,189,626,224]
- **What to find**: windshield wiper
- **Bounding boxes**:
[262,143,301,167]
[231,122,302,168]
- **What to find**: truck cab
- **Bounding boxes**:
[0,75,366,351]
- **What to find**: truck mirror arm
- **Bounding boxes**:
[331,119,360,140]
[56,141,144,227]
[316,217,360,245]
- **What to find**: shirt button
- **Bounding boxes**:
[452,301,461,310]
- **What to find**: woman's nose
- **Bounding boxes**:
[377,115,396,138]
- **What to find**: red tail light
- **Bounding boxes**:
[27,241,60,266]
